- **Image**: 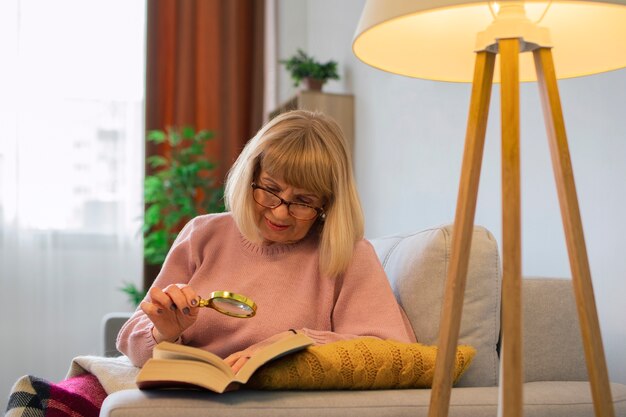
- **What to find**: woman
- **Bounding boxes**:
[117,110,416,369]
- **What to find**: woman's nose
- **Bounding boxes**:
[271,202,291,219]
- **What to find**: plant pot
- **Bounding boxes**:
[304,77,324,91]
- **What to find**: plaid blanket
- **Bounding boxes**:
[5,373,107,417]
[5,355,139,417]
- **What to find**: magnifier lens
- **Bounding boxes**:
[198,291,257,318]
[210,297,255,316]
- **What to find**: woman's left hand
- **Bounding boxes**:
[224,330,296,373]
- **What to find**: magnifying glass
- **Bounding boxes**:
[197,291,257,318]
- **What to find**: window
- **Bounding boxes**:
[0,0,146,410]
[0,0,145,233]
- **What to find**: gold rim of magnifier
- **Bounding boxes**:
[198,291,257,318]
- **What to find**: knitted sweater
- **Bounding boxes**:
[117,213,416,367]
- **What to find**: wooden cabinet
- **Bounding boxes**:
[270,91,355,155]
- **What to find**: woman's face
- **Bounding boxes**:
[253,170,324,245]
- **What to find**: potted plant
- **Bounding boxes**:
[143,126,225,266]
[280,49,339,91]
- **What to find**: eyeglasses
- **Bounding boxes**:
[251,183,325,221]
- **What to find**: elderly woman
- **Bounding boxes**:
[117,110,416,369]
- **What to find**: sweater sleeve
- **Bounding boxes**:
[116,218,199,367]
[301,240,417,345]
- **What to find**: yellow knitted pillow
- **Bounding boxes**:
[247,338,475,390]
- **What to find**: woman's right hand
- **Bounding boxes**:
[140,283,200,343]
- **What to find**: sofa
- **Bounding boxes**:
[100,225,626,417]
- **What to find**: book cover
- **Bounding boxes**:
[136,332,314,393]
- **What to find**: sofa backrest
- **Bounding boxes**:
[370,225,501,387]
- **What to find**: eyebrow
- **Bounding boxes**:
[260,175,319,200]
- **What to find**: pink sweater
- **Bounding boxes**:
[117,213,416,367]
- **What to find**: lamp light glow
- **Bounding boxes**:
[353,0,626,82]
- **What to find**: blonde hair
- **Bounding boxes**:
[225,110,364,278]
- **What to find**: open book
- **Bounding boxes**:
[136,332,313,393]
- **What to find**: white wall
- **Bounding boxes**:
[277,0,626,384]
[276,1,308,103]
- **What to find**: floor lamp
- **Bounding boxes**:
[353,1,626,417]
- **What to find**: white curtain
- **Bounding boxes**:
[0,0,146,409]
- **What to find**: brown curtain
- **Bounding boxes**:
[144,0,265,287]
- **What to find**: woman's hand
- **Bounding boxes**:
[140,283,200,343]
[224,330,296,373]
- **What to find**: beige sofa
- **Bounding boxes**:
[100,225,626,417]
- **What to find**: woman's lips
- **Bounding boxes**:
[265,217,289,231]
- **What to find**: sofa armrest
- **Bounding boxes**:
[102,312,133,357]
[522,277,587,382]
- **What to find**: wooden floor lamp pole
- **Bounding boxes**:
[427,49,496,417]
[534,46,615,417]
[427,40,615,417]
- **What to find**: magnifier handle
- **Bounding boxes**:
[197,298,211,308]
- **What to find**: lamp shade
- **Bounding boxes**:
[353,0,626,82]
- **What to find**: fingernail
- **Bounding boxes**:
[191,299,197,306]
[182,307,190,315]
[170,304,177,311]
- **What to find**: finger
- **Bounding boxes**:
[179,285,200,308]
[140,300,175,325]
[163,284,188,312]
[224,352,250,373]
[147,287,172,309]
[224,350,247,366]
[224,350,241,365]
[230,356,249,373]
[140,300,165,316]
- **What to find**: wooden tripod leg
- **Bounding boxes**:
[533,47,615,417]
[499,38,524,417]
[428,50,495,417]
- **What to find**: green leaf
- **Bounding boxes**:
[147,155,168,168]
[196,130,214,141]
[164,211,184,229]
[144,177,165,203]
[144,229,168,248]
[196,160,216,170]
[182,126,195,139]
[145,250,166,266]
[119,282,147,307]
[188,142,205,156]
[144,204,162,228]
[169,129,182,146]
[147,130,167,143]
[144,175,160,188]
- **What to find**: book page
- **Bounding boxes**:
[234,333,313,383]
[136,358,234,393]
[153,342,234,378]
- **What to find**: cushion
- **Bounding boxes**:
[247,338,475,390]
[370,225,501,387]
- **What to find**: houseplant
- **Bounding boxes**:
[143,126,224,266]
[122,126,224,306]
[280,49,339,91]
